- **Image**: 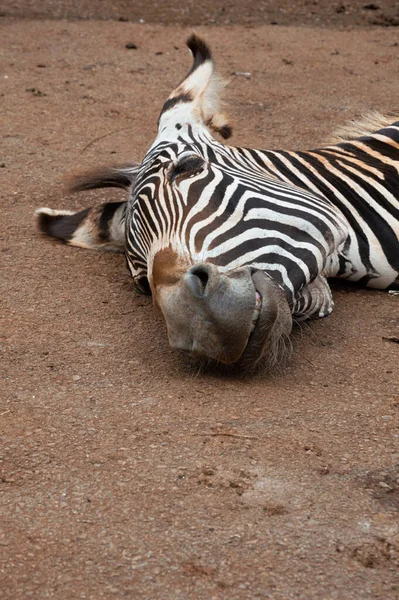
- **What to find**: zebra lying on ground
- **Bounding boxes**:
[36,35,399,370]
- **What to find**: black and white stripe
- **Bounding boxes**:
[125,127,350,319]
[38,36,398,327]
[238,122,399,289]
[125,115,399,321]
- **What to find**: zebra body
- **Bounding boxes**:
[36,35,399,368]
[240,128,399,290]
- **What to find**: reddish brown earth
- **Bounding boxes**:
[1,8,399,600]
[2,0,399,28]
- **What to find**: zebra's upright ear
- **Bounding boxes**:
[158,34,232,140]
[35,202,127,252]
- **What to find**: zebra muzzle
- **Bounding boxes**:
[154,261,292,368]
[239,270,293,370]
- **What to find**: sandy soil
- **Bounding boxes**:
[2,0,399,28]
[1,14,398,600]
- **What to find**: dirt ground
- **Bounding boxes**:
[1,5,399,599]
[2,0,399,28]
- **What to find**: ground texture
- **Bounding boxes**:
[1,6,399,600]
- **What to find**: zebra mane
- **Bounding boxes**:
[329,110,399,143]
[158,34,232,139]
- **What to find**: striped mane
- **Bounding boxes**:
[329,110,399,143]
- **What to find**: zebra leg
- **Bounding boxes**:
[35,201,127,252]
[293,275,334,321]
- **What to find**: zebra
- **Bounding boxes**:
[36,35,399,370]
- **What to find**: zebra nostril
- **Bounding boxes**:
[191,265,209,286]
[185,264,211,297]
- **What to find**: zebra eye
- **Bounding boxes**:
[168,153,205,183]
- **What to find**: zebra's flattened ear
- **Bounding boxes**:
[35,202,127,252]
[168,153,206,183]
[35,163,140,251]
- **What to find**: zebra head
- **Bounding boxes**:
[123,35,293,368]
[37,35,349,370]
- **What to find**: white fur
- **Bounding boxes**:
[158,57,229,136]
[35,207,76,216]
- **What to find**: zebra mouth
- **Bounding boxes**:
[249,290,262,333]
[239,270,292,368]
[242,272,269,359]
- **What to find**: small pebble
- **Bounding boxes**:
[202,467,215,476]
[232,71,251,78]
[72,375,81,381]
[125,42,138,50]
[363,3,380,10]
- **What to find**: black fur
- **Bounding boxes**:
[99,202,126,241]
[186,34,213,74]
[215,124,232,140]
[37,208,91,242]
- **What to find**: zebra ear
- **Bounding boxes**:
[36,163,139,251]
[168,153,206,183]
[158,34,232,140]
[35,201,127,252]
